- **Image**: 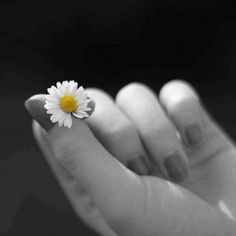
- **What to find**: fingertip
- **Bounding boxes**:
[159,79,200,109]
[24,94,46,111]
[159,80,206,149]
[25,94,95,129]
[25,94,54,130]
[116,82,155,105]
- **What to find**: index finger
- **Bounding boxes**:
[25,94,145,231]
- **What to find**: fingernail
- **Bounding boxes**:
[86,99,96,117]
[24,95,53,130]
[127,156,150,175]
[164,152,188,182]
[185,123,202,147]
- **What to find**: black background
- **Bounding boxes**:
[1,0,236,235]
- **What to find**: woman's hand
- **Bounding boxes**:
[25,80,236,236]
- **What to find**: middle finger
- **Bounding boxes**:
[85,88,150,175]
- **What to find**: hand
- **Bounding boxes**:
[25,80,236,236]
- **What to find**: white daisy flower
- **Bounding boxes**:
[44,81,92,128]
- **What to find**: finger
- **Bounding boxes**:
[33,119,229,236]
[135,177,227,236]
[159,80,205,149]
[85,88,150,175]
[25,94,145,231]
[116,83,189,182]
[159,80,235,161]
[24,94,95,130]
[32,121,117,236]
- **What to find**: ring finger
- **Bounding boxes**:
[116,83,189,182]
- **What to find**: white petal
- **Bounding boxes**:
[61,81,66,88]
[83,113,89,117]
[46,108,61,114]
[72,112,83,119]
[76,96,90,104]
[76,110,87,115]
[78,99,90,106]
[50,115,58,123]
[56,82,65,96]
[85,98,91,103]
[74,91,84,99]
[57,111,67,124]
[75,93,88,101]
[59,81,68,95]
[51,86,61,98]
[69,81,78,95]
[79,91,88,99]
[77,103,87,109]
[74,86,84,98]
[57,111,67,127]
[82,92,89,98]
[65,82,71,94]
[45,94,53,99]
[62,81,69,86]
[56,82,62,89]
[64,114,72,128]
[83,107,92,111]
[49,115,54,122]
[58,112,67,122]
[53,109,62,118]
[78,86,84,93]
[74,110,89,117]
[57,82,64,97]
[50,109,64,122]
[44,101,58,107]
[46,95,58,102]
[67,82,73,94]
[44,102,59,110]
[67,115,73,128]
[45,99,58,104]
[47,87,53,94]
[69,80,75,84]
[58,84,65,96]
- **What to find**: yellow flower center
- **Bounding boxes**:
[59,95,77,113]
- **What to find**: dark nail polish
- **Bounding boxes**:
[24,95,53,130]
[164,153,187,182]
[127,156,149,175]
[185,123,202,147]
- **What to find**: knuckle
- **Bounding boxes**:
[142,124,165,142]
[105,120,135,145]
[53,136,79,173]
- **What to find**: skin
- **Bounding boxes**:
[25,80,236,236]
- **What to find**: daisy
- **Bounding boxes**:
[44,81,91,128]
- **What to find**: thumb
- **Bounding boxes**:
[136,177,228,236]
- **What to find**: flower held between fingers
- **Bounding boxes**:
[44,81,91,128]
